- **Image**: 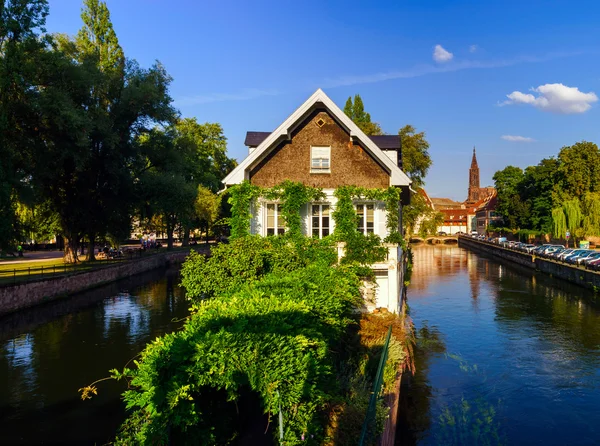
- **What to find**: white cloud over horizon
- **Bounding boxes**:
[501,135,536,142]
[500,83,598,114]
[433,44,453,63]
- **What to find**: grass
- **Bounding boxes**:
[0,245,207,285]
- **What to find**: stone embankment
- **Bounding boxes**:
[458,236,600,291]
[0,250,195,317]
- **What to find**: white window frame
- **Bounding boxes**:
[310,146,331,173]
[265,203,286,236]
[310,203,331,238]
[355,203,375,235]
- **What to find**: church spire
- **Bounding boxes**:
[471,146,478,168]
[467,146,480,203]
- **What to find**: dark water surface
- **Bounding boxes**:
[0,267,189,445]
[399,245,600,445]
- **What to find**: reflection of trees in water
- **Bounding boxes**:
[397,324,446,444]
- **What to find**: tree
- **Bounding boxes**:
[32,0,176,262]
[493,166,527,229]
[398,125,431,189]
[343,94,383,135]
[195,186,220,244]
[520,157,559,232]
[557,141,600,200]
[0,0,50,252]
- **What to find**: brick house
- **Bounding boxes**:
[222,89,412,312]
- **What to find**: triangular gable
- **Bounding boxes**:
[222,89,412,187]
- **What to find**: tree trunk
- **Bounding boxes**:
[182,225,190,247]
[205,222,210,246]
[167,217,174,250]
[86,232,96,261]
[63,235,80,263]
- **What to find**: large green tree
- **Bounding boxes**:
[398,125,431,189]
[343,94,383,135]
[33,0,175,262]
[519,157,559,232]
[557,141,600,200]
[493,165,528,229]
[0,0,50,252]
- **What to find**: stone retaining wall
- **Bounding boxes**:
[0,250,192,317]
[458,236,600,291]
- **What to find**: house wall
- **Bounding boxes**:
[249,110,390,189]
[251,190,389,239]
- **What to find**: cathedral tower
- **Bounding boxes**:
[467,147,480,202]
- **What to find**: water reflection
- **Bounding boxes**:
[0,267,189,445]
[400,245,600,445]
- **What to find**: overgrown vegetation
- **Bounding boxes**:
[104,238,411,445]
[493,141,600,241]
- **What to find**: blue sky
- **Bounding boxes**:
[47,0,599,200]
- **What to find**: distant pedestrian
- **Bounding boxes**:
[17,244,23,257]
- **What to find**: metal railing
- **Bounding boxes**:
[359,325,393,446]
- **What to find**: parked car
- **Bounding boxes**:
[438,231,447,236]
[578,251,600,265]
[565,249,591,264]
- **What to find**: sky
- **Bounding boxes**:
[46,0,600,201]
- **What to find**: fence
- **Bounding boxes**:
[0,249,152,286]
[358,325,393,446]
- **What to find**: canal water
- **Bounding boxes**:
[399,244,600,445]
[0,267,189,445]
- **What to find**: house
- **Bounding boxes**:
[475,192,502,234]
[222,89,412,312]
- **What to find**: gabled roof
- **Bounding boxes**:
[223,89,411,187]
[244,131,401,151]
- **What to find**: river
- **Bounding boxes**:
[398,244,600,445]
[0,267,189,445]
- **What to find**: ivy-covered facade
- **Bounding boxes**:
[223,89,412,313]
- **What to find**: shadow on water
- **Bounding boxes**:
[0,266,190,445]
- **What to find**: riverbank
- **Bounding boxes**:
[458,235,600,292]
[0,248,202,317]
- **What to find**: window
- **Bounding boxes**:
[266,203,285,235]
[311,146,330,173]
[311,204,330,238]
[356,204,374,234]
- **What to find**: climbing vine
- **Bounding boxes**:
[264,180,325,238]
[228,181,261,240]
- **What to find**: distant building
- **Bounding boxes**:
[428,147,498,235]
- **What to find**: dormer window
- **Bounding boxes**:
[311,146,330,173]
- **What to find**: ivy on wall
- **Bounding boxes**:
[227,181,405,256]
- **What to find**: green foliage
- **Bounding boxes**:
[264,180,324,238]
[399,125,431,189]
[493,165,526,228]
[343,94,383,135]
[227,181,262,240]
[563,198,582,236]
[557,141,600,199]
[180,236,337,300]
[552,207,566,239]
[115,256,365,445]
[582,193,600,237]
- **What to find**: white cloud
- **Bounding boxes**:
[433,44,453,63]
[175,88,279,106]
[320,51,584,89]
[501,135,536,142]
[469,45,478,53]
[500,83,598,114]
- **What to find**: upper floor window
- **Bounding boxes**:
[356,203,374,234]
[311,146,331,173]
[266,203,285,235]
[311,204,330,238]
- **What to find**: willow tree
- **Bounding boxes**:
[563,199,582,238]
[582,193,600,237]
[552,208,566,240]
